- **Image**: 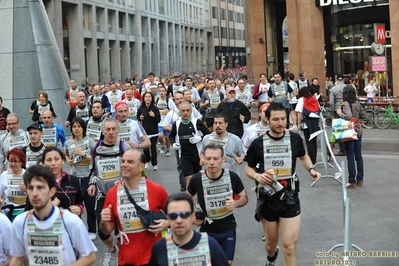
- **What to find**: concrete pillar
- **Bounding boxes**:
[68,3,86,84]
[132,13,142,78]
[389,1,399,95]
[44,0,63,59]
[86,6,98,83]
[99,8,110,82]
[286,0,325,93]
[244,0,267,82]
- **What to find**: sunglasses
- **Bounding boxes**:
[167,211,192,220]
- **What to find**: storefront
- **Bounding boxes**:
[244,0,399,95]
[323,0,391,95]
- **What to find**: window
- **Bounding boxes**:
[212,7,218,19]
[229,28,235,39]
[221,27,227,39]
[221,8,226,20]
[236,12,241,23]
[229,10,235,22]
[213,26,219,38]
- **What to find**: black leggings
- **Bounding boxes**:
[144,136,158,166]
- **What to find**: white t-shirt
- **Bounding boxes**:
[0,169,26,206]
[241,122,270,148]
[179,87,201,101]
[258,83,271,102]
[0,213,12,264]
[11,207,97,265]
[106,90,123,112]
[161,108,202,128]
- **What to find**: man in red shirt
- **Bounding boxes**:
[100,149,169,265]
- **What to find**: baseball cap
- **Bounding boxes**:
[336,73,344,80]
[27,123,42,132]
[173,72,180,78]
[226,87,236,93]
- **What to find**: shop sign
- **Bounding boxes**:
[316,0,374,7]
[374,24,386,43]
[370,56,386,72]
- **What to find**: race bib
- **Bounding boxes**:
[97,157,121,180]
[42,128,57,147]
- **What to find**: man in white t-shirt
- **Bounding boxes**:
[106,83,123,118]
[10,164,97,265]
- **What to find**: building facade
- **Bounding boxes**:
[211,0,246,70]
[246,0,398,95]
[43,0,214,84]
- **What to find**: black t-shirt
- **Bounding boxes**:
[170,119,210,158]
[21,143,45,155]
[149,231,229,266]
[245,131,305,200]
[0,107,11,131]
[187,169,245,233]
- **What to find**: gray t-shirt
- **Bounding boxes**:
[200,132,246,174]
[64,137,96,178]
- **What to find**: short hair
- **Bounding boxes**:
[259,73,267,78]
[23,164,56,189]
[0,96,2,103]
[237,77,246,84]
[174,91,184,98]
[179,101,192,110]
[207,78,214,83]
[102,117,120,132]
[70,117,87,138]
[343,77,351,84]
[124,149,146,164]
[6,113,19,122]
[265,102,286,119]
[288,72,295,80]
[312,78,318,82]
[273,71,282,77]
[41,147,66,163]
[43,110,55,118]
[92,100,103,107]
[185,76,192,82]
[7,148,26,168]
[299,71,305,78]
[147,72,155,77]
[165,193,194,213]
[214,113,228,123]
[203,142,224,157]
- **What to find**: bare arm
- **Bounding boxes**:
[298,154,321,181]
[9,256,28,266]
[139,135,151,149]
[68,251,96,266]
[99,204,116,235]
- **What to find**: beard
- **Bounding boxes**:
[227,97,235,103]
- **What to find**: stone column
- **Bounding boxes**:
[389,1,399,95]
[286,0,325,93]
[86,6,98,83]
[68,3,86,84]
[244,0,267,82]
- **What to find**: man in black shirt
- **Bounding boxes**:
[216,86,251,138]
[170,102,210,189]
[0,97,10,135]
[188,143,248,265]
[21,123,45,168]
[245,103,321,266]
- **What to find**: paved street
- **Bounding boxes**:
[88,127,399,266]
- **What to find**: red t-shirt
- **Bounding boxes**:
[104,179,169,265]
[122,90,142,101]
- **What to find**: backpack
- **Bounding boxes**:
[302,97,320,119]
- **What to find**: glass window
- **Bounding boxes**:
[221,8,226,20]
[229,10,235,22]
[229,28,235,39]
[221,27,227,39]
[213,26,219,38]
[212,7,218,19]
